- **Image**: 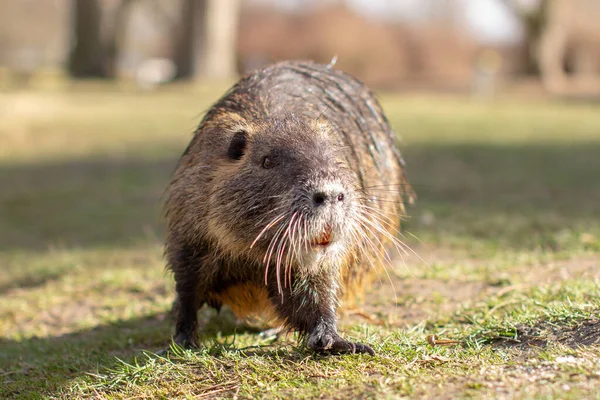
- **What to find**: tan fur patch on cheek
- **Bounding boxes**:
[205,177,257,258]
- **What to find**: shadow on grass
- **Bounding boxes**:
[0,309,288,398]
[0,313,172,398]
[0,269,66,295]
[1,140,600,254]
[402,141,600,250]
[0,156,178,252]
[484,319,600,351]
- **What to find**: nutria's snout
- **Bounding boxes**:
[311,190,345,208]
[301,179,353,251]
[306,179,349,209]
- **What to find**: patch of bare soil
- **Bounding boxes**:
[519,256,600,285]
[342,252,600,329]
[346,278,491,327]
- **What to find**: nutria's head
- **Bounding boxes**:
[204,113,362,281]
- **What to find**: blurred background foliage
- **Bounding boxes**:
[1,0,600,96]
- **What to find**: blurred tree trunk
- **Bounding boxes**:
[174,0,206,79]
[103,0,136,78]
[538,0,570,91]
[68,0,105,77]
[202,0,241,80]
[500,0,550,75]
[504,0,600,94]
[68,0,135,78]
[174,0,240,80]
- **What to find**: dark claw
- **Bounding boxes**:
[308,330,375,356]
[351,342,375,356]
[324,339,374,355]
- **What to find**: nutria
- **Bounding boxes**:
[164,60,414,355]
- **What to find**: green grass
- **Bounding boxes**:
[1,86,599,399]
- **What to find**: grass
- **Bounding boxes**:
[1,85,600,399]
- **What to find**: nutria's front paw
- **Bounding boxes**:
[307,330,375,356]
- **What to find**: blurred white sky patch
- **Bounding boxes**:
[247,0,524,44]
[347,0,427,21]
[462,0,523,44]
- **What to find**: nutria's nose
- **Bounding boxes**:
[312,191,345,207]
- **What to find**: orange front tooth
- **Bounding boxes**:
[311,224,333,246]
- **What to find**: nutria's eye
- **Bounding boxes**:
[262,156,274,169]
[227,131,247,160]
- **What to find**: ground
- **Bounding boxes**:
[1,85,599,399]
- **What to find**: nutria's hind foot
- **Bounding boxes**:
[173,331,198,349]
[307,328,375,356]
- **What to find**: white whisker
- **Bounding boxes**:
[251,213,286,249]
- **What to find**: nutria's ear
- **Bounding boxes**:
[227,131,247,160]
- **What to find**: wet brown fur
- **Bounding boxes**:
[164,60,414,355]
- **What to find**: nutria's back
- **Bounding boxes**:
[165,60,414,355]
